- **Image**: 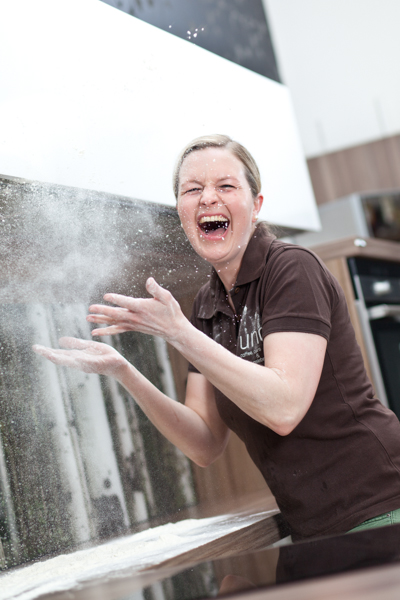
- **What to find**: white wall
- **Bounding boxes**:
[263,0,400,157]
[0,0,319,231]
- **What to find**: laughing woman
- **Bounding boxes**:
[33,135,400,541]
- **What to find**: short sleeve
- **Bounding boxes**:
[261,248,336,342]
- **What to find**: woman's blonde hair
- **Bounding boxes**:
[173,134,261,200]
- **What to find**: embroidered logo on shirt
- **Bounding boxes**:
[237,307,264,364]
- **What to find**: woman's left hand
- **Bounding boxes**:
[33,337,130,378]
[87,278,187,342]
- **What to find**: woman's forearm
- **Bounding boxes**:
[172,325,286,431]
[86,282,325,436]
[114,361,228,466]
[33,337,228,466]
[170,321,325,436]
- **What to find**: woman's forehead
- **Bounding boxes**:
[179,147,245,181]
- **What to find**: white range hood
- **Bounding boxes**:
[0,0,319,232]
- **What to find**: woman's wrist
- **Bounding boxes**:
[112,357,136,383]
[168,317,200,357]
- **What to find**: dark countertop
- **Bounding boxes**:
[17,519,400,600]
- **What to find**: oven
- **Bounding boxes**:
[348,256,400,418]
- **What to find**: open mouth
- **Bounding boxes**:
[198,215,229,235]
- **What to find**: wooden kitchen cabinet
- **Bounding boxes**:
[310,236,400,396]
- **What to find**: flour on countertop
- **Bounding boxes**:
[0,511,274,600]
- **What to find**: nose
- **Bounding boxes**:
[200,184,219,206]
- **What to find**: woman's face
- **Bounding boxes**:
[177,147,263,272]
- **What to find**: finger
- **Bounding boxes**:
[32,345,78,368]
[89,314,140,332]
[32,344,53,358]
[89,304,130,317]
[58,337,101,350]
[146,278,171,304]
[91,325,129,337]
[102,294,140,311]
[86,314,116,325]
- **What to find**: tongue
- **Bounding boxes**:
[206,229,225,239]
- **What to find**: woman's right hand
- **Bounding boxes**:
[32,337,129,378]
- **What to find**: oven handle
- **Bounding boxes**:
[368,304,400,320]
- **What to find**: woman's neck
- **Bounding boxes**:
[213,264,240,294]
[212,224,257,293]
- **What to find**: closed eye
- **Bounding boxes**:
[183,187,202,194]
[217,184,236,191]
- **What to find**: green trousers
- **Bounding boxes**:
[348,508,400,533]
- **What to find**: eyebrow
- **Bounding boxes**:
[179,180,202,193]
[181,179,203,186]
[182,176,240,185]
[179,175,241,193]
[217,176,240,183]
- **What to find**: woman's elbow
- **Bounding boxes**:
[193,456,214,468]
[192,449,223,468]
[273,421,297,436]
[266,395,312,436]
[191,436,229,468]
[267,410,303,437]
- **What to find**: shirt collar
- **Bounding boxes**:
[235,225,275,286]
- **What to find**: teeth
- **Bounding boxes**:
[199,216,229,224]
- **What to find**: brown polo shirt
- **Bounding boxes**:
[188,225,400,540]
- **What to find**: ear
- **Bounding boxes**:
[252,194,264,222]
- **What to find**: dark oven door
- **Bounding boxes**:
[370,317,400,418]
